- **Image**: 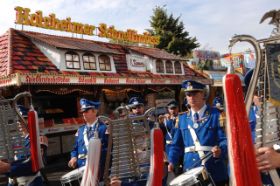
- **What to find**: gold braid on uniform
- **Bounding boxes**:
[219,111,226,128]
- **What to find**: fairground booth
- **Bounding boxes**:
[0,6,211,156]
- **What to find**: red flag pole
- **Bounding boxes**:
[223,73,261,186]
[28,108,43,172]
[147,127,164,186]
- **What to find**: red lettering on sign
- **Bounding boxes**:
[104,78,119,84]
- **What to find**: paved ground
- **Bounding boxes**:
[42,154,72,186]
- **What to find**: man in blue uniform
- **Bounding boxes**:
[161,100,179,156]
[0,105,44,186]
[244,69,280,185]
[128,97,145,116]
[168,80,228,186]
[244,69,257,142]
[159,100,182,184]
[110,97,155,186]
[212,94,224,111]
[68,98,108,180]
[128,97,154,130]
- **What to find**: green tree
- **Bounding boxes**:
[148,6,199,57]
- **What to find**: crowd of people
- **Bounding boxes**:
[66,77,280,186]
[1,74,280,186]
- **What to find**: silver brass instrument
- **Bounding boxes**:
[0,92,32,162]
[102,106,155,185]
[228,10,280,185]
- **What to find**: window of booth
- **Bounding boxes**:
[156,59,164,73]
[34,94,78,124]
[83,53,97,70]
[174,61,182,74]
[99,55,111,71]
[166,60,173,74]
[65,52,80,69]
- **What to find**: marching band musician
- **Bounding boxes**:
[128,97,145,116]
[244,69,257,142]
[111,97,162,186]
[244,69,280,185]
[0,105,46,186]
[212,94,224,111]
[127,96,155,130]
[168,80,229,186]
[68,98,108,181]
[110,97,147,186]
[159,100,179,157]
[159,100,182,185]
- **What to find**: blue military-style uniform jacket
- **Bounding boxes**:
[168,105,228,183]
[249,106,257,142]
[70,120,108,178]
[164,117,177,155]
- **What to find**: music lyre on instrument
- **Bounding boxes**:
[103,106,155,185]
[229,14,280,185]
[0,92,32,163]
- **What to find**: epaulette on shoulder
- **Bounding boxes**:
[79,124,86,128]
[175,117,179,128]
[78,124,86,131]
[219,111,226,128]
[179,110,188,115]
[175,111,187,128]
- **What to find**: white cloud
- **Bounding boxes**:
[0,0,280,54]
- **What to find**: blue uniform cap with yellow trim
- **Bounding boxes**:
[213,96,224,110]
[182,80,206,92]
[167,100,178,109]
[17,105,28,118]
[80,98,100,112]
[128,97,144,108]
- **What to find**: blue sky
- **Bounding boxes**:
[1,0,280,54]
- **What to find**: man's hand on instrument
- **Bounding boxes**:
[168,163,174,172]
[68,157,77,169]
[110,176,122,186]
[211,146,221,158]
[165,113,171,119]
[256,147,280,171]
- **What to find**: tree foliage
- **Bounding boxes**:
[148,6,199,57]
